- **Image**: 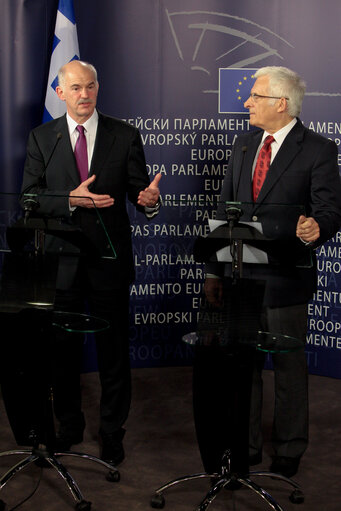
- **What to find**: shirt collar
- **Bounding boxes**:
[262,117,297,145]
[66,109,99,134]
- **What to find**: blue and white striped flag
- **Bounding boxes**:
[43,0,80,123]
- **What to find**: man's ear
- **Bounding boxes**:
[277,97,288,113]
[56,86,65,101]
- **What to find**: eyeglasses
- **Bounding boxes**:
[249,93,289,101]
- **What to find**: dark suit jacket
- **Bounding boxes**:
[21,111,150,290]
[209,119,341,307]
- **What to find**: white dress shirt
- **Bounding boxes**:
[252,117,297,176]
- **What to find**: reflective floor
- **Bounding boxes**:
[0,367,340,511]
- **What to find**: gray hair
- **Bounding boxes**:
[58,60,98,87]
[255,66,306,117]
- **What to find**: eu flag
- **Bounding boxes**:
[219,68,257,114]
[42,0,80,123]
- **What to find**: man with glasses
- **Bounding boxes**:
[203,66,341,478]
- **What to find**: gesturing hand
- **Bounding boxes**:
[137,173,161,207]
[296,215,320,243]
[69,175,114,209]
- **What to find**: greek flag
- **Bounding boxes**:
[42,0,80,123]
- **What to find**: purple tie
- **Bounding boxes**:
[74,125,88,182]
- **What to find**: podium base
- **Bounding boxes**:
[150,452,304,511]
[0,446,120,510]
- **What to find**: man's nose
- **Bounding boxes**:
[244,96,251,108]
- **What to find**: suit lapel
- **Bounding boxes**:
[255,120,304,205]
[89,113,116,177]
[54,113,118,184]
[53,116,80,186]
[235,131,262,202]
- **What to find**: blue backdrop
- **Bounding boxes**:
[0,0,340,376]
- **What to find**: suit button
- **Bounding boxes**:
[252,215,258,221]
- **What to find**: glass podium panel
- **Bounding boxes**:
[128,199,312,365]
[0,192,116,315]
[145,198,313,266]
[0,192,113,453]
[143,201,307,508]
[193,200,313,268]
[14,191,117,259]
[1,194,313,341]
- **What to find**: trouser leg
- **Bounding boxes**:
[249,351,266,457]
[52,288,85,432]
[267,303,309,458]
[193,345,254,474]
[249,303,309,458]
[271,349,308,457]
[90,287,131,437]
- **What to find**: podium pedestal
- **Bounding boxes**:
[151,331,305,511]
[151,201,310,511]
[0,310,119,511]
[0,194,119,510]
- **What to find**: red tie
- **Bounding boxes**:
[74,125,88,182]
[252,135,275,201]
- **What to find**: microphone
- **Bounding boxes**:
[23,132,62,222]
[39,132,62,186]
[234,145,247,200]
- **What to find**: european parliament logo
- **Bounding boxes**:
[219,68,257,114]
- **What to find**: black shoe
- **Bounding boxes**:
[54,414,85,451]
[249,452,262,466]
[101,440,125,466]
[54,429,84,451]
[100,429,125,466]
[269,456,300,478]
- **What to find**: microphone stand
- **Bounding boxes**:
[22,132,62,225]
[225,205,243,280]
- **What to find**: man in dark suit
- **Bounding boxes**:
[203,66,341,478]
[21,60,161,465]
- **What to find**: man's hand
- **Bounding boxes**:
[137,173,161,207]
[69,175,114,209]
[204,277,223,308]
[296,214,320,243]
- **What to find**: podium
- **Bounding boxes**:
[150,201,312,511]
[0,192,119,511]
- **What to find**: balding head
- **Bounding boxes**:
[58,60,98,88]
[56,60,99,123]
